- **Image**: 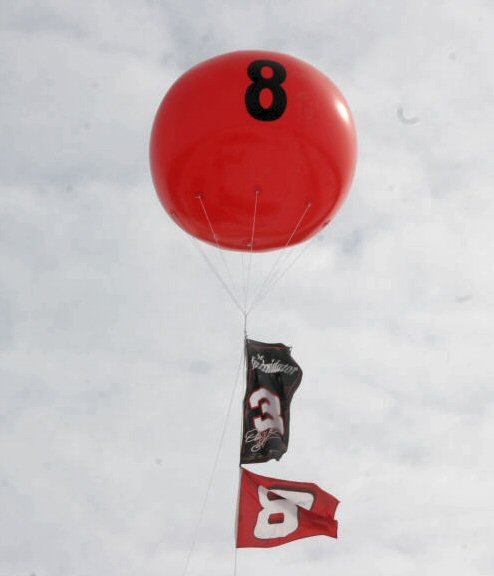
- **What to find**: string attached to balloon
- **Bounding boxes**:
[150,49,357,333]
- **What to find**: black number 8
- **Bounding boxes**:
[245,60,287,121]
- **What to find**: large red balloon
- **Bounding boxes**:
[150,50,357,251]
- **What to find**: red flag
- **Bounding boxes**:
[236,467,339,548]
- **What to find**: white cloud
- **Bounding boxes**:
[1,1,493,575]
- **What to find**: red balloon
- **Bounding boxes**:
[150,50,357,251]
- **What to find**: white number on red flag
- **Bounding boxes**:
[254,486,315,539]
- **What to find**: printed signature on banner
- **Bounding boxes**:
[244,428,281,452]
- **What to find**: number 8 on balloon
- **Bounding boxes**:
[150,50,357,252]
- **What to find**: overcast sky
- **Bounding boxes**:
[1,1,493,575]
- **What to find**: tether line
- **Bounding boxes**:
[233,335,249,576]
[244,190,260,313]
[247,201,312,314]
[189,236,244,314]
[181,347,245,576]
[196,194,240,306]
[252,236,316,309]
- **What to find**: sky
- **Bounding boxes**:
[1,1,493,575]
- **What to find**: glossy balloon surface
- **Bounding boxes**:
[150,50,357,251]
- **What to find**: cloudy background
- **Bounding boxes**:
[1,1,493,575]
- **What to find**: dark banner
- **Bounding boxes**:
[240,339,302,464]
